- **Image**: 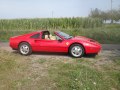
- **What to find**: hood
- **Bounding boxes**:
[71,36,100,44]
[72,36,93,41]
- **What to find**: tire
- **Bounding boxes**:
[69,44,84,58]
[18,42,32,55]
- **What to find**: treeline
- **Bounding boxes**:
[0,17,103,30]
[89,8,120,23]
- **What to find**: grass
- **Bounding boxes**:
[49,63,109,90]
[0,50,52,90]
[0,18,102,30]
[62,27,120,44]
[0,49,120,90]
[0,30,31,42]
[0,26,120,44]
[49,51,120,90]
[37,59,46,64]
[0,17,119,44]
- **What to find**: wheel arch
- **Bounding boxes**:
[68,42,86,54]
[18,41,31,48]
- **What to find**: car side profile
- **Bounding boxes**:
[9,30,101,58]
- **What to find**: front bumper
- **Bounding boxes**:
[84,43,101,54]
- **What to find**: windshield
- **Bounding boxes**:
[57,31,73,40]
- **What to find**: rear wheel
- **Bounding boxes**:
[19,42,32,55]
[69,44,84,58]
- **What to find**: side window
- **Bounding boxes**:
[30,33,40,39]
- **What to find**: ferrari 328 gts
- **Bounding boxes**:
[9,30,101,58]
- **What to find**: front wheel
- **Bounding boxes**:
[69,44,84,58]
[19,42,32,55]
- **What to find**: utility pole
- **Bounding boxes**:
[111,0,113,23]
[52,11,54,18]
[111,0,113,11]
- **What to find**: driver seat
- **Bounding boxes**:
[49,34,56,40]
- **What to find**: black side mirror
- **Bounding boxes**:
[58,38,63,42]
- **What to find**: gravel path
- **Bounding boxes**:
[102,44,120,50]
[0,42,120,59]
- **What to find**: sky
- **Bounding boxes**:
[0,0,120,19]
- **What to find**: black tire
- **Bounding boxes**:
[18,42,32,55]
[69,44,84,58]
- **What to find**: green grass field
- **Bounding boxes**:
[0,18,102,30]
[0,27,120,44]
[0,18,120,44]
[0,49,120,90]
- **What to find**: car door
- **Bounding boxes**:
[31,31,69,52]
[35,39,68,52]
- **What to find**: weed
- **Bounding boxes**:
[38,59,46,64]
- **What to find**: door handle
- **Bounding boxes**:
[34,40,41,42]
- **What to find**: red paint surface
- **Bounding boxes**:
[9,30,101,54]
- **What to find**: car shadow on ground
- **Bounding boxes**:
[12,50,97,58]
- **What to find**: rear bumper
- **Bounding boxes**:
[9,38,19,50]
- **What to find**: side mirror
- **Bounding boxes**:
[58,38,63,42]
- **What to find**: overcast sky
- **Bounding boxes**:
[0,0,120,19]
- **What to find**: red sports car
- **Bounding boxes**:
[9,30,101,58]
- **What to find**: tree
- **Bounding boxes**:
[89,8,120,23]
[89,8,101,18]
